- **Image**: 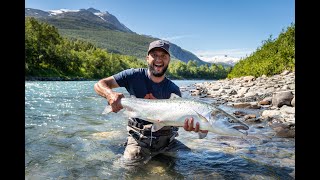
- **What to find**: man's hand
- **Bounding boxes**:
[144,93,156,99]
[183,117,209,133]
[106,92,124,113]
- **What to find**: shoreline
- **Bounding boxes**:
[188,70,295,138]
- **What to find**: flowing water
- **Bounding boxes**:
[25,80,295,179]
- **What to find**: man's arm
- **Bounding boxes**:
[94,76,124,112]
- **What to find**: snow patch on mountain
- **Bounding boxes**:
[47,8,110,22]
[195,48,254,66]
[94,12,106,21]
[199,55,240,66]
[48,9,79,16]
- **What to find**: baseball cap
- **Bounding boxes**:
[148,40,170,55]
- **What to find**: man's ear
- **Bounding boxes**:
[146,54,151,61]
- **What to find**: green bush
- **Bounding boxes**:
[228,23,295,78]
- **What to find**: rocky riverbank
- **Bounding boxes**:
[189,70,295,138]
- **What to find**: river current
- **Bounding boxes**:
[25,80,295,179]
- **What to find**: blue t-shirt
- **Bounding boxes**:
[113,68,181,128]
[113,68,181,99]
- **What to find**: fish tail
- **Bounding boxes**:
[102,105,112,114]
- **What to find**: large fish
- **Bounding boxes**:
[102,93,249,137]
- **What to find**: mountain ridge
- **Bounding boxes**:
[25,7,208,65]
[200,55,240,66]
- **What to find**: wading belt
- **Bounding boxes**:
[127,118,149,129]
[128,118,176,136]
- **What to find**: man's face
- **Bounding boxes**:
[147,48,170,77]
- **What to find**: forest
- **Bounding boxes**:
[25,17,294,80]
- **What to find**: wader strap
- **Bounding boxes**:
[128,123,175,136]
[128,118,145,129]
[128,118,175,136]
[150,131,153,147]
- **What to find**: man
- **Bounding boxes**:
[94,39,208,165]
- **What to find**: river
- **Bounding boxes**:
[25,80,295,179]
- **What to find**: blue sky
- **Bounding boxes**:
[25,0,295,61]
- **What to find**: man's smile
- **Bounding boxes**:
[154,63,164,71]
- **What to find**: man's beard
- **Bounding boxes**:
[148,64,168,77]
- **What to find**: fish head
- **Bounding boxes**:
[209,108,249,136]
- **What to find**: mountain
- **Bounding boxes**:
[25,8,133,33]
[199,55,240,66]
[25,7,208,65]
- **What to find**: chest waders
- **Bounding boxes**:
[127,117,179,151]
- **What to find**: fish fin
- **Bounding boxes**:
[193,110,211,136]
[102,105,112,114]
[169,93,181,99]
[198,132,208,139]
[151,123,164,132]
[193,110,209,123]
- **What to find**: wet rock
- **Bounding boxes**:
[233,110,247,117]
[269,122,295,138]
[231,102,252,108]
[291,97,295,107]
[262,110,281,118]
[259,97,272,105]
[190,89,201,96]
[272,91,294,107]
[274,127,295,138]
[280,105,295,114]
[229,102,261,109]
[244,114,256,120]
[244,115,261,124]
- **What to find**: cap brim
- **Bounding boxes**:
[148,47,170,56]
